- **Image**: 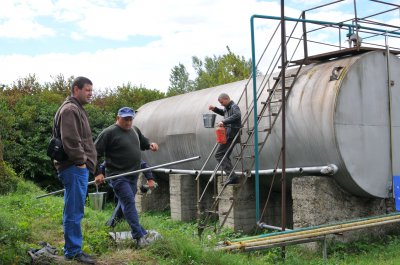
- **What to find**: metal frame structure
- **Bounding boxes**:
[195,0,400,246]
[245,0,400,255]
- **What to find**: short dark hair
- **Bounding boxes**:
[218,93,230,100]
[71,76,92,94]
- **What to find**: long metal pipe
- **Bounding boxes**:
[258,222,292,231]
[303,0,344,12]
[229,212,399,243]
[223,218,400,251]
[369,0,400,8]
[385,32,395,198]
[251,15,400,37]
[239,236,327,252]
[280,0,287,237]
[217,213,400,251]
[250,11,260,222]
[153,164,338,176]
[36,156,201,199]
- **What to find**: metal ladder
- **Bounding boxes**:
[196,18,306,237]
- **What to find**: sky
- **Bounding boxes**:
[0,0,399,93]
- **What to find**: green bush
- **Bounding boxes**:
[0,161,21,195]
[0,75,167,192]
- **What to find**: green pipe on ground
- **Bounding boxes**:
[228,212,400,243]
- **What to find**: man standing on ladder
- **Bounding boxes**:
[209,93,242,185]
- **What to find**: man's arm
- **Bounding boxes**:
[94,129,108,185]
[141,160,157,189]
[209,106,224,116]
[60,107,86,166]
[133,126,151,150]
[140,160,154,180]
[134,126,159,151]
[222,104,241,125]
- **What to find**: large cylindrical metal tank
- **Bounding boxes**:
[134,51,400,198]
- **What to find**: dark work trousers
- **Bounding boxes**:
[111,175,147,239]
[215,140,237,179]
[107,200,124,224]
[107,181,124,225]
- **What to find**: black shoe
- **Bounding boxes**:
[65,252,96,264]
[224,176,239,186]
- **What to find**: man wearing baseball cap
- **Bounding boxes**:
[94,107,159,248]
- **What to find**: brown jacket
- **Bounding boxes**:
[54,96,97,174]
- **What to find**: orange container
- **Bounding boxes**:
[215,126,227,144]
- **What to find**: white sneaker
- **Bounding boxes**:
[146,230,162,241]
[136,237,152,248]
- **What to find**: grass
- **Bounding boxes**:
[1,179,400,265]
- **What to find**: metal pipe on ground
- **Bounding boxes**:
[36,156,201,199]
[216,213,400,251]
[228,213,400,244]
[258,222,292,231]
[222,218,400,252]
[230,212,400,243]
[239,236,327,252]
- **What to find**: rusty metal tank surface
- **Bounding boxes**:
[134,51,400,198]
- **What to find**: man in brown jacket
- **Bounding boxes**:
[53,76,97,264]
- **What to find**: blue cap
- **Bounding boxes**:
[118,107,135,118]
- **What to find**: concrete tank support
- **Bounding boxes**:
[217,176,256,233]
[291,175,397,241]
[169,174,197,221]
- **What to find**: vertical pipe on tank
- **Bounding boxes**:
[301,11,308,59]
[353,0,358,24]
[385,32,394,197]
[250,15,260,221]
[280,0,287,236]
[352,0,360,49]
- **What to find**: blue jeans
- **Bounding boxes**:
[58,165,89,258]
[111,176,147,239]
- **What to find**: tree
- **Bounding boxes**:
[43,74,74,98]
[0,136,3,161]
[167,46,253,96]
[92,83,165,115]
[192,46,252,90]
[167,63,194,97]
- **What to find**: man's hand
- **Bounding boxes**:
[95,174,105,185]
[208,105,215,110]
[149,143,159,151]
[217,121,224,127]
[147,179,156,190]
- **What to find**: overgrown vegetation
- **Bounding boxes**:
[0,47,252,191]
[167,46,253,96]
[0,161,20,195]
[1,176,400,265]
[0,74,167,189]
